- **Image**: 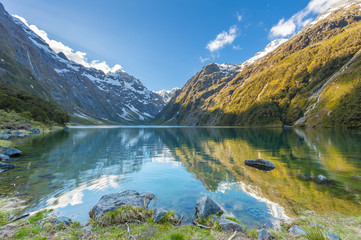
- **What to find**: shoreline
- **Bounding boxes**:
[0,194,359,240]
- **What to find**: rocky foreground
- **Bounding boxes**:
[0,190,349,240]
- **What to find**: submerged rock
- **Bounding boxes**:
[244,159,275,171]
[2,148,22,157]
[195,196,223,218]
[288,225,307,236]
[258,229,275,240]
[0,161,16,170]
[218,218,245,233]
[153,208,167,223]
[89,190,155,219]
[55,216,72,226]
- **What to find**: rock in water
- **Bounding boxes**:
[89,190,155,219]
[195,196,223,218]
[314,174,329,184]
[244,159,275,171]
[153,208,168,223]
[0,161,16,170]
[0,134,11,139]
[288,225,307,236]
[258,229,275,240]
[218,218,245,233]
[32,129,40,135]
[2,148,22,157]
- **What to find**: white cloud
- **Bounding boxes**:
[232,45,242,51]
[236,12,243,22]
[206,25,238,52]
[270,18,296,37]
[13,14,123,74]
[269,0,349,38]
[199,56,210,63]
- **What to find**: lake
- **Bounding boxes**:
[1,127,361,228]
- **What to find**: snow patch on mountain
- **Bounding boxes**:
[245,39,288,65]
[156,88,180,102]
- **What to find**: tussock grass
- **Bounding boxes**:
[99,205,152,226]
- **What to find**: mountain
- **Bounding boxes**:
[0,3,165,124]
[155,88,180,102]
[154,1,361,128]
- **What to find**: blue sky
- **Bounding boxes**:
[1,0,336,91]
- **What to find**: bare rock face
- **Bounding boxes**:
[195,196,223,219]
[89,190,155,220]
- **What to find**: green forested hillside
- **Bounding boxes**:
[155,4,361,128]
[0,84,69,127]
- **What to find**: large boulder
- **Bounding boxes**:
[0,161,16,170]
[153,208,168,223]
[218,218,245,233]
[288,225,306,236]
[195,196,223,219]
[2,148,22,157]
[244,159,275,171]
[89,190,155,220]
[258,229,275,240]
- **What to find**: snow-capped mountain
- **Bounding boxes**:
[0,3,165,123]
[155,88,180,102]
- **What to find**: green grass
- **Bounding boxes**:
[97,205,153,226]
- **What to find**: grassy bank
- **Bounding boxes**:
[0,199,360,240]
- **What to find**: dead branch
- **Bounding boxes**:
[192,221,211,229]
[227,230,237,240]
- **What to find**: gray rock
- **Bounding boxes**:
[0,134,11,140]
[17,134,25,138]
[0,161,16,170]
[5,130,12,134]
[258,229,275,240]
[153,208,167,223]
[351,175,361,181]
[13,130,21,136]
[32,129,40,135]
[323,232,340,240]
[89,190,155,219]
[288,225,307,236]
[0,154,10,161]
[55,216,72,225]
[81,225,92,232]
[195,196,223,219]
[2,148,22,157]
[244,159,275,171]
[314,174,329,184]
[218,218,245,233]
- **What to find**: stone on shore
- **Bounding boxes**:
[0,154,10,161]
[0,134,11,140]
[32,129,40,135]
[244,159,275,171]
[288,225,307,235]
[195,196,223,219]
[55,216,72,226]
[0,161,16,170]
[2,148,22,157]
[89,190,155,220]
[153,208,168,223]
[258,229,275,240]
[323,232,340,240]
[218,218,245,233]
